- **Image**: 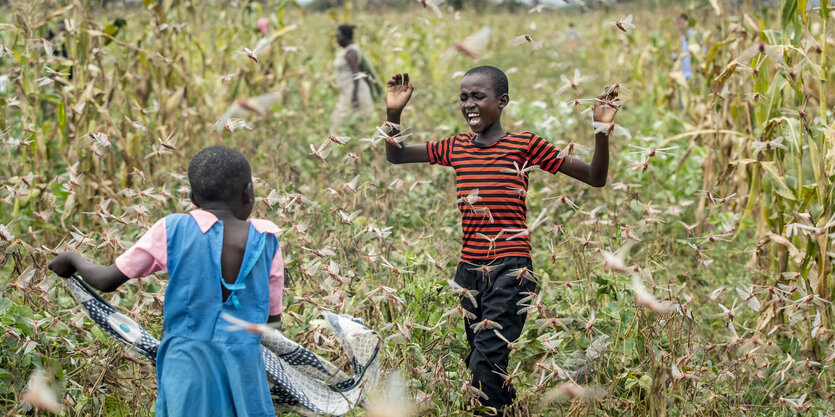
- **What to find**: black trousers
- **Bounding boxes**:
[455,256,536,413]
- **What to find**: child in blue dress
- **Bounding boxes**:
[50,146,283,417]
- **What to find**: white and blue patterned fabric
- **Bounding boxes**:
[64,274,381,415]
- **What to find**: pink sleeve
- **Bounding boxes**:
[268,246,285,316]
[115,218,168,278]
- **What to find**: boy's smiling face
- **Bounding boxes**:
[459,73,508,134]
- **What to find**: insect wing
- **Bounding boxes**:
[521,164,539,173]
[616,84,633,96]
[253,37,271,54]
[571,143,590,156]
[467,188,481,202]
[328,135,352,145]
[419,0,443,18]
[591,121,610,135]
[509,34,529,46]
[612,124,632,139]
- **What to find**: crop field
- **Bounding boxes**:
[1,0,834,415]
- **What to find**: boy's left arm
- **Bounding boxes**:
[557,133,609,187]
[50,217,168,292]
[557,87,620,187]
[49,252,129,292]
[345,48,361,106]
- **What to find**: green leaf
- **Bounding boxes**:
[799,0,808,24]
[0,298,10,312]
[808,135,825,203]
[0,368,10,395]
[782,0,798,28]
[759,74,787,123]
[56,99,66,137]
[706,39,735,68]
[104,24,118,37]
[104,395,131,415]
[91,325,108,343]
[821,0,830,21]
[782,118,802,153]
[0,98,6,132]
[638,374,653,391]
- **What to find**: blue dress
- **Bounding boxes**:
[155,213,278,417]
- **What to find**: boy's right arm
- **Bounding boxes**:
[384,72,430,164]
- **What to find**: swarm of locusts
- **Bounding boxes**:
[0,0,834,415]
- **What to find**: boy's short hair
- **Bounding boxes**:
[188,146,252,206]
[679,13,688,21]
[464,65,509,97]
[337,24,355,40]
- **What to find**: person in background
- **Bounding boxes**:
[564,22,581,51]
[330,24,374,132]
[257,17,269,37]
[676,13,703,82]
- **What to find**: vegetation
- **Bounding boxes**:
[0,0,833,415]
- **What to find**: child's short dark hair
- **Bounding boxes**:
[337,24,355,40]
[464,65,509,97]
[188,146,252,206]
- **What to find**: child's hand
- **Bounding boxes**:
[49,251,79,278]
[386,73,413,117]
[592,85,620,125]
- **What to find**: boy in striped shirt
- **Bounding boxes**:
[382,66,619,414]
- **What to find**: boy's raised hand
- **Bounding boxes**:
[386,73,413,117]
[592,85,620,124]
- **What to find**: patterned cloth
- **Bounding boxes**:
[63,275,381,415]
[426,131,565,262]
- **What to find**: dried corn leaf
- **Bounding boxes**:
[764,233,804,264]
[760,161,796,200]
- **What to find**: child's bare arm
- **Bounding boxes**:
[557,86,619,187]
[345,48,361,106]
[558,132,609,187]
[49,251,129,292]
[384,72,430,164]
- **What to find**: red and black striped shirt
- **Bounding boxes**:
[426,131,564,262]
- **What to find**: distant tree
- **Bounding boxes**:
[439,0,489,11]
[308,0,345,10]
[504,0,525,12]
